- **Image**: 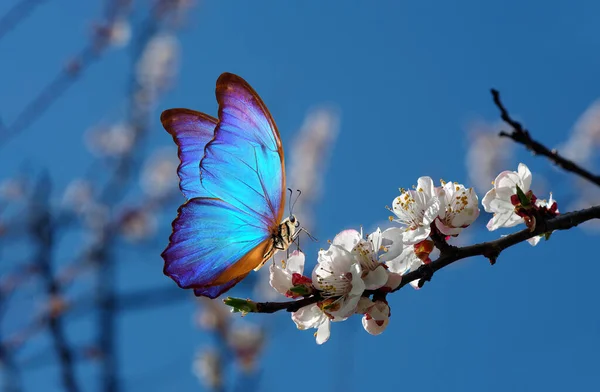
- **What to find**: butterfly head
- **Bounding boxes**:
[280,214,299,246]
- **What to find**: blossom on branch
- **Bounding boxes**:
[356,297,391,335]
[435,181,480,236]
[482,163,559,241]
[388,176,441,244]
[312,231,366,318]
[482,163,533,230]
[269,251,314,298]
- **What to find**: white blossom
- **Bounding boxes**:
[436,181,480,236]
[269,251,307,298]
[482,163,532,231]
[292,304,331,345]
[356,297,391,335]
[389,176,441,244]
[339,229,389,290]
[312,230,365,318]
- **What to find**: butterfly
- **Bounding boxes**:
[160,73,300,298]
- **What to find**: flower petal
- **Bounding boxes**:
[402,226,430,245]
[417,176,435,197]
[292,304,324,329]
[435,219,463,236]
[269,263,292,296]
[363,265,389,290]
[385,244,422,275]
[517,163,532,192]
[380,227,406,262]
[332,230,362,252]
[315,319,331,344]
[286,250,305,275]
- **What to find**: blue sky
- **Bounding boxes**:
[1,1,600,391]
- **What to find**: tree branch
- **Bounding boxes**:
[31,176,80,392]
[243,205,600,313]
[491,89,600,188]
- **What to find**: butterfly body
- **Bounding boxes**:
[161,73,297,298]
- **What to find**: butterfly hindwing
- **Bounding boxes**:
[193,274,248,299]
[161,198,271,291]
[161,109,218,200]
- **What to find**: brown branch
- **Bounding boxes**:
[244,205,600,313]
[491,89,600,188]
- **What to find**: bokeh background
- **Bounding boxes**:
[1,1,600,391]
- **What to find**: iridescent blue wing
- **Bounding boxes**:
[161,109,218,200]
[200,73,286,230]
[193,274,248,299]
[162,198,271,297]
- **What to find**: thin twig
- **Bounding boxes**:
[246,205,600,313]
[491,89,600,188]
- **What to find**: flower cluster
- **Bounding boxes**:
[252,163,559,343]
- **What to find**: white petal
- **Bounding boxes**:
[286,250,305,275]
[355,297,375,314]
[451,205,480,228]
[402,226,430,245]
[369,300,390,321]
[383,272,403,291]
[517,163,532,192]
[269,263,292,296]
[437,187,447,219]
[434,219,463,236]
[422,197,442,225]
[292,304,324,329]
[527,235,542,246]
[362,265,389,290]
[481,188,497,213]
[332,229,361,252]
[495,171,522,193]
[362,313,389,335]
[335,294,362,318]
[417,176,436,197]
[385,244,420,275]
[315,319,331,344]
[368,228,383,253]
[349,264,366,296]
[486,209,524,231]
[409,280,421,290]
[380,228,406,262]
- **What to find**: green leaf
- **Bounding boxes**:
[515,185,531,207]
[223,297,257,315]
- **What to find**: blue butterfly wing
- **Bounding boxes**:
[200,72,286,229]
[162,198,271,293]
[193,274,248,299]
[161,109,217,200]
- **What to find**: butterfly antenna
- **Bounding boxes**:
[287,188,293,216]
[290,189,302,215]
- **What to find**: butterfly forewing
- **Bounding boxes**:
[199,73,286,230]
[160,109,218,200]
